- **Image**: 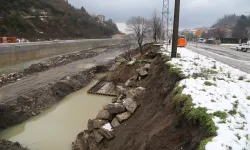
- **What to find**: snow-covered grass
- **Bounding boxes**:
[162,47,250,150]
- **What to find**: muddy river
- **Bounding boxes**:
[0,79,112,150]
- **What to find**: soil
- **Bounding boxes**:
[0,140,28,150]
[83,52,206,150]
[0,45,120,88]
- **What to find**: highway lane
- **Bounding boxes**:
[187,43,250,73]
[0,38,119,48]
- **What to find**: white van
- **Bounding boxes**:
[236,43,250,52]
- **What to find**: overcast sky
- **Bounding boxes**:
[69,0,250,29]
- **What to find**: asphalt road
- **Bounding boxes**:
[187,43,250,73]
[0,38,117,48]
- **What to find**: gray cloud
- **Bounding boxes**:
[69,0,250,28]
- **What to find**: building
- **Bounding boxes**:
[97,15,105,22]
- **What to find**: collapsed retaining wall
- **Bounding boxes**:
[73,52,207,150]
[0,39,122,66]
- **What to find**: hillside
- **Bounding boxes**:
[211,14,239,28]
[0,0,120,40]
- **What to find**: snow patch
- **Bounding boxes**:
[164,47,250,150]
[102,123,113,131]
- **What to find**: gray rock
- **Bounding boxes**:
[111,117,120,127]
[130,74,138,81]
[87,119,94,131]
[76,131,89,150]
[96,110,114,120]
[112,97,118,103]
[116,56,127,63]
[93,119,109,129]
[93,130,104,143]
[125,87,145,100]
[125,79,137,87]
[116,111,131,122]
[99,124,114,140]
[123,98,138,114]
[107,103,126,114]
[116,86,126,95]
[125,90,137,100]
[136,68,148,77]
[143,64,151,70]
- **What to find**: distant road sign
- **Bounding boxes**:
[195,30,202,37]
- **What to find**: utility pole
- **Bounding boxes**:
[161,0,170,50]
[171,0,180,58]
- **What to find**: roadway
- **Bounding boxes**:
[187,43,250,73]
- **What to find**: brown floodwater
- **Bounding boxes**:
[0,79,112,150]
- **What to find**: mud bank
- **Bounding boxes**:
[0,140,28,150]
[0,45,121,88]
[74,50,207,150]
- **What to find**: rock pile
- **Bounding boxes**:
[73,63,151,150]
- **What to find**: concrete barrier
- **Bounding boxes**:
[0,39,122,67]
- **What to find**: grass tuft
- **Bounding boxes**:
[197,138,212,150]
[213,111,227,120]
[204,81,216,86]
[228,109,237,115]
[238,76,245,80]
[247,96,250,100]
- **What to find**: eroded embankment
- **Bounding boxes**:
[74,52,208,150]
[0,62,114,132]
[0,45,120,88]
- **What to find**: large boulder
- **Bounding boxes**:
[116,111,131,122]
[123,98,138,114]
[92,130,104,143]
[125,79,137,87]
[75,131,89,150]
[87,119,94,131]
[111,117,120,128]
[107,103,126,114]
[136,68,148,77]
[98,123,114,140]
[96,110,114,120]
[93,119,109,129]
[125,87,145,100]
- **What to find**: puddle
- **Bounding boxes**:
[0,79,112,150]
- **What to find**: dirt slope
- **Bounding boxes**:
[100,55,206,150]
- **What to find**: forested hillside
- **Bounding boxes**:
[0,0,120,40]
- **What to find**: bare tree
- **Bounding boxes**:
[121,35,133,60]
[151,11,162,42]
[126,16,149,55]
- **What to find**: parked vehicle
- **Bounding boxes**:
[198,38,206,43]
[236,43,250,52]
